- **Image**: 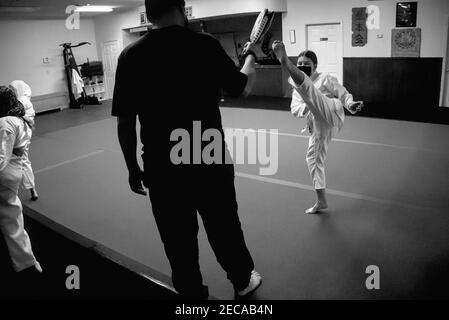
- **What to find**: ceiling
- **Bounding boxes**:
[0,0,144,19]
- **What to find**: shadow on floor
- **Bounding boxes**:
[0,209,178,300]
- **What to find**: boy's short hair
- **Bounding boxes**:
[145,0,185,22]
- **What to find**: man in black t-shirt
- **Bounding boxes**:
[112,0,262,299]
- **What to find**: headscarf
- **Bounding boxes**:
[9,80,32,99]
[9,80,34,118]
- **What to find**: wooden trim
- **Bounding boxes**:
[31,92,68,113]
[343,57,444,121]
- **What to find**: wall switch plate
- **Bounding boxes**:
[290,30,296,44]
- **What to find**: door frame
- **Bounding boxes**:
[305,21,344,82]
[440,15,449,107]
[101,40,119,100]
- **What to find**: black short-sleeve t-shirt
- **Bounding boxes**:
[112,26,247,166]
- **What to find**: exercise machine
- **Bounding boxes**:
[60,42,100,108]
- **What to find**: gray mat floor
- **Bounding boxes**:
[21,101,449,299]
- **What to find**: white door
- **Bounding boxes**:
[443,17,449,107]
[102,40,120,100]
[306,23,343,83]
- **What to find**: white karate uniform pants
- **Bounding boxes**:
[0,174,39,272]
[295,77,345,190]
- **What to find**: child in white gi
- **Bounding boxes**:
[9,80,38,201]
[0,86,42,273]
[272,42,363,214]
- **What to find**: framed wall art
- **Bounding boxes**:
[396,2,417,28]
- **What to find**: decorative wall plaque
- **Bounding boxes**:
[391,28,421,57]
[352,7,368,47]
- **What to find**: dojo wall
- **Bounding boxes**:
[344,57,443,121]
[93,1,287,59]
[94,1,449,111]
[184,0,287,18]
[282,0,449,58]
[0,19,98,98]
[93,6,145,60]
[282,0,449,110]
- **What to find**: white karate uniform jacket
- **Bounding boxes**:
[10,80,36,190]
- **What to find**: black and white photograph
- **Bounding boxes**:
[0,0,448,316]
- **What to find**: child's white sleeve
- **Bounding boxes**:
[289,77,308,118]
[325,75,354,110]
[0,122,15,172]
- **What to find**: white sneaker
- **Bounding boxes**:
[237,270,262,297]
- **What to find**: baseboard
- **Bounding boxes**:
[31,92,68,114]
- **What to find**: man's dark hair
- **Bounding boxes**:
[145,0,185,22]
[298,50,318,66]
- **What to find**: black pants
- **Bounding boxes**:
[145,164,254,299]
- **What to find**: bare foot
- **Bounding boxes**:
[305,201,328,214]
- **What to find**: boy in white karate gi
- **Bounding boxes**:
[9,80,38,201]
[272,41,363,214]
